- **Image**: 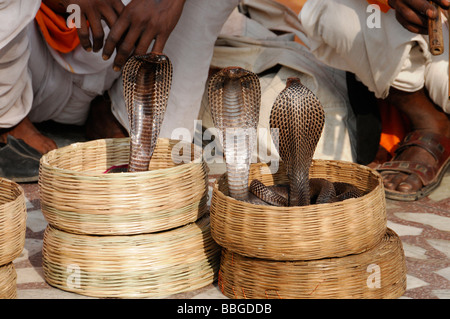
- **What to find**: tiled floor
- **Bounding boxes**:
[6,122,450,299]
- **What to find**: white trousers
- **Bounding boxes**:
[300,0,450,114]
[0,0,240,137]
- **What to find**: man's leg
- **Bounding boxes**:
[382,87,450,193]
[0,24,57,155]
[1,117,57,154]
[85,93,128,140]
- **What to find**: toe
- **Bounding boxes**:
[381,172,395,188]
[383,172,407,190]
[397,174,423,193]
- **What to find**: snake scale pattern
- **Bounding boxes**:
[208,67,261,202]
[122,53,173,172]
[208,68,362,206]
[121,56,361,205]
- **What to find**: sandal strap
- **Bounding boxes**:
[376,160,435,185]
[395,131,450,166]
[377,131,450,186]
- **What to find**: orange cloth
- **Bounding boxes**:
[274,0,306,14]
[35,2,80,53]
[366,0,391,13]
[378,100,410,156]
[274,0,308,45]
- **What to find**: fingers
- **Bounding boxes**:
[87,12,105,53]
[113,25,142,71]
[77,9,105,53]
[111,0,126,15]
[133,31,156,56]
[102,14,129,67]
[96,0,184,70]
[77,0,125,53]
[395,8,429,34]
[99,4,120,29]
[151,33,170,55]
[432,0,450,10]
[390,0,441,33]
[77,14,92,51]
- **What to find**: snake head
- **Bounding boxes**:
[286,77,302,87]
[134,52,169,64]
[218,66,253,79]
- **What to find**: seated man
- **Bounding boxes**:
[0,0,238,182]
[300,0,450,201]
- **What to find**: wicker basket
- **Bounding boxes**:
[42,215,220,298]
[0,178,27,266]
[210,160,387,261]
[39,138,208,235]
[218,228,406,299]
[0,263,17,299]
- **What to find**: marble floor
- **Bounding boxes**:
[2,122,450,299]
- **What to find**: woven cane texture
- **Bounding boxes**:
[42,215,220,298]
[218,228,406,299]
[39,138,208,235]
[0,178,26,266]
[210,160,387,260]
[0,263,17,299]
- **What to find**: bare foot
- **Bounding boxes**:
[85,94,129,140]
[380,88,450,194]
[0,117,58,154]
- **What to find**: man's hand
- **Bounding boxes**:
[61,0,125,53]
[388,0,450,34]
[102,0,186,71]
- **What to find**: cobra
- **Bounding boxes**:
[208,68,362,206]
[122,53,173,172]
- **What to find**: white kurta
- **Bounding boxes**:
[0,0,240,135]
[0,0,39,128]
[299,0,450,114]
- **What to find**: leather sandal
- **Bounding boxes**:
[376,131,450,201]
[0,135,42,183]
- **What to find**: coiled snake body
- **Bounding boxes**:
[208,68,362,206]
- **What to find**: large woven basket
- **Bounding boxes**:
[210,160,387,261]
[42,215,220,298]
[0,263,17,299]
[39,138,208,235]
[218,228,406,299]
[0,178,26,266]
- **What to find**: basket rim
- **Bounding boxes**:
[40,137,204,178]
[213,159,384,211]
[0,178,25,208]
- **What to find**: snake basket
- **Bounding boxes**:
[42,215,220,298]
[0,263,17,299]
[39,138,208,235]
[218,228,406,299]
[0,178,27,266]
[210,160,387,261]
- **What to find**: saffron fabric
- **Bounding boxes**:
[35,2,80,53]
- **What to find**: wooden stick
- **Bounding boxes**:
[428,2,444,55]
